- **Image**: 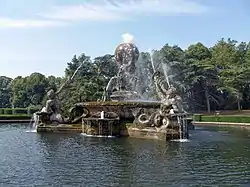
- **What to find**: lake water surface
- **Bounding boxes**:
[0,124,250,186]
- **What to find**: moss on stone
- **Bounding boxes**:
[80,101,160,108]
[125,123,134,127]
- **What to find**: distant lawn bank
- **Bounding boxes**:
[1,107,250,123]
[0,108,38,121]
[193,113,250,124]
[198,110,250,116]
[0,114,32,120]
[0,108,39,115]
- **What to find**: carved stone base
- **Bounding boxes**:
[123,127,183,141]
[82,118,120,136]
[110,91,140,101]
[37,124,82,133]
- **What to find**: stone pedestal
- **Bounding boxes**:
[82,118,120,136]
[110,91,140,101]
[123,127,181,141]
[37,124,82,133]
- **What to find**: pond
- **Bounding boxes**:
[0,124,250,186]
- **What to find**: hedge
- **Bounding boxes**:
[193,114,250,123]
[28,108,40,115]
[0,114,32,120]
[4,108,13,115]
[0,108,4,115]
[12,108,28,114]
[0,108,40,115]
[193,114,202,121]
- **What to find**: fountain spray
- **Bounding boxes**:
[162,63,171,88]
[70,61,85,80]
[149,49,171,88]
[122,33,134,43]
[148,48,156,73]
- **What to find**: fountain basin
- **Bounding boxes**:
[82,118,120,136]
[36,101,189,141]
[121,117,188,141]
[110,91,141,101]
[37,124,82,133]
[75,101,161,120]
[123,127,180,141]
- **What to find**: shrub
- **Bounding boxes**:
[200,115,250,123]
[28,107,40,115]
[4,108,13,115]
[193,114,202,121]
[12,108,28,115]
[0,108,4,115]
[0,114,31,120]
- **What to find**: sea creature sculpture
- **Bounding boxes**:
[136,71,185,129]
[36,64,83,125]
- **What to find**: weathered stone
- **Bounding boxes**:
[82,118,120,136]
[35,38,190,141]
[37,124,82,133]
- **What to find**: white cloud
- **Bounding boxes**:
[39,0,210,21]
[0,0,209,28]
[0,17,65,28]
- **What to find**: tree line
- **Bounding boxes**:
[1,38,250,113]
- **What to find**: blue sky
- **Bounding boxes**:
[0,0,249,78]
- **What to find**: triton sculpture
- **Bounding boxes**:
[36,64,83,125]
[36,33,189,141]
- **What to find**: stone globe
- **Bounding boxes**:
[114,43,139,67]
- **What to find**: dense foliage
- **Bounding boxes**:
[1,38,250,113]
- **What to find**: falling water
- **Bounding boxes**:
[81,118,116,138]
[172,115,189,142]
[97,122,102,137]
[177,116,182,139]
[148,49,189,142]
[26,113,39,133]
[183,116,187,139]
[108,121,113,138]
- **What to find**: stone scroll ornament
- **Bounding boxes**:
[136,70,184,129]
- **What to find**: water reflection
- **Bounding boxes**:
[1,124,250,186]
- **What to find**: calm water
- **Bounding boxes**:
[0,124,250,186]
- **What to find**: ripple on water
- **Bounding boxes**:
[0,125,250,186]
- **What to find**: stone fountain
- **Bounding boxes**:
[36,33,189,141]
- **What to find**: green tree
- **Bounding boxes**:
[185,42,218,112]
[93,54,118,98]
[47,75,63,91]
[211,39,243,110]
[11,73,49,108]
[61,53,96,111]
[0,76,12,108]
[4,38,250,113]
[160,44,190,109]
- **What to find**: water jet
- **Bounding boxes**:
[36,33,189,141]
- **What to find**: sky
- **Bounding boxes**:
[0,0,249,78]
